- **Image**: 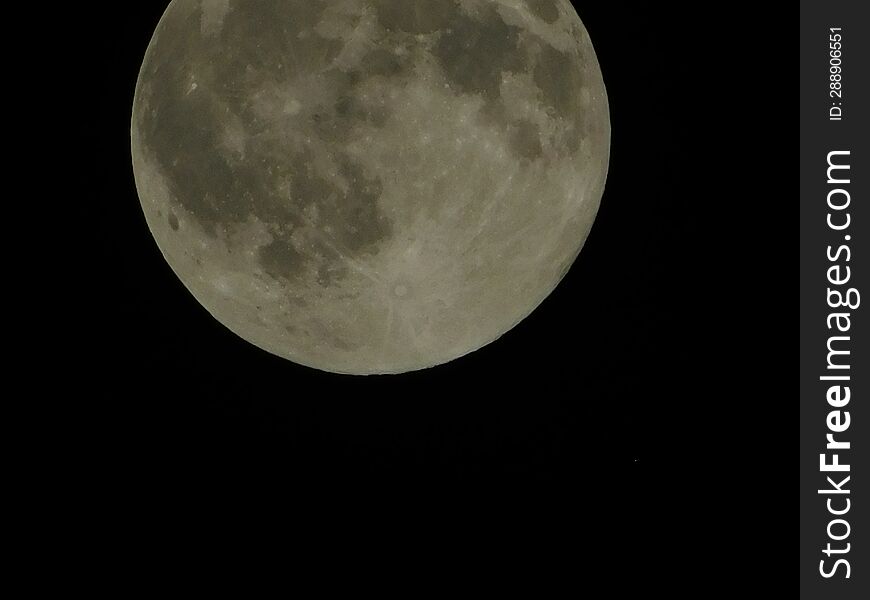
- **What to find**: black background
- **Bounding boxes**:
[71,0,792,575]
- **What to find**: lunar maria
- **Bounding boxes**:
[131,0,611,374]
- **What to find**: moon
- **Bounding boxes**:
[131,0,610,375]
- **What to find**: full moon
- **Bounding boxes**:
[131,0,610,375]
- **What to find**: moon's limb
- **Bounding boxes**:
[131,0,610,374]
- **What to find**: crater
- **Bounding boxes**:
[168,212,179,231]
[527,0,561,24]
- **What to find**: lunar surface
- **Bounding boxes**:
[131,0,610,374]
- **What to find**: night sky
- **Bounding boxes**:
[68,1,791,576]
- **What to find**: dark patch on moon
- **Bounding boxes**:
[358,48,406,79]
[283,151,392,255]
[317,263,349,288]
[214,0,341,78]
[137,0,397,288]
[168,212,179,231]
[372,0,459,34]
[428,2,582,156]
[311,68,396,141]
[527,0,561,24]
[137,1,342,228]
[509,120,544,160]
[533,43,586,151]
[433,4,526,104]
[140,74,245,235]
[534,44,583,122]
[334,93,391,128]
[285,151,335,216]
[329,157,392,254]
[252,149,392,284]
[258,237,306,281]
